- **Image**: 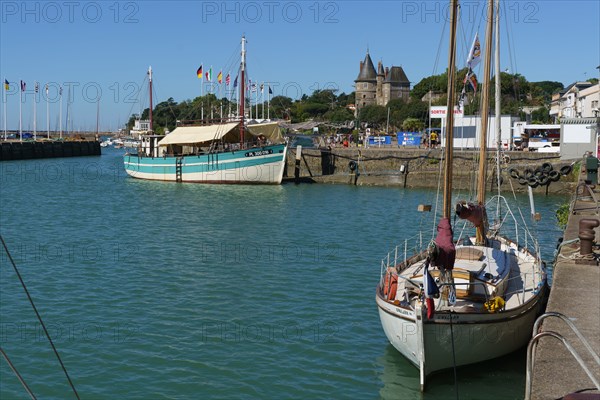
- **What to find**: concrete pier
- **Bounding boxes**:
[0,140,101,161]
[285,147,575,193]
[529,166,600,399]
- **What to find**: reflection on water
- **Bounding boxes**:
[376,343,527,399]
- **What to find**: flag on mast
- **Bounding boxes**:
[20,80,26,91]
[217,71,223,84]
[466,33,481,69]
[205,68,212,81]
[463,72,478,93]
[233,75,238,88]
[268,86,272,95]
[197,65,203,79]
[225,73,230,86]
[4,79,9,91]
[423,259,440,319]
[45,84,49,94]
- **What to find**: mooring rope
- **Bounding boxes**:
[0,235,80,399]
[0,346,37,399]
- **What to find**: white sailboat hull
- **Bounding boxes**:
[376,290,545,380]
[375,236,548,390]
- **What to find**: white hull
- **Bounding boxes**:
[376,235,548,390]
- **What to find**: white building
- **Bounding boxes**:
[550,82,599,121]
[130,119,151,139]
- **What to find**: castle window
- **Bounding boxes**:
[362,94,366,99]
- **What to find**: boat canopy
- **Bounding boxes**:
[156,121,284,146]
[157,122,239,146]
[246,122,284,143]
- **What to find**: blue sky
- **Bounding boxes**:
[1,0,599,131]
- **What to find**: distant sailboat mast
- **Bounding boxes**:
[239,35,246,145]
[148,66,153,133]
[3,77,7,140]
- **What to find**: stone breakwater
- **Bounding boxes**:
[0,141,101,161]
[285,147,576,194]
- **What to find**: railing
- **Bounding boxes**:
[525,312,600,400]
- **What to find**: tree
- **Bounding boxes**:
[324,107,353,123]
[402,118,424,132]
[359,105,387,127]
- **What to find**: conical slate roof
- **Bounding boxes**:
[355,53,377,82]
[384,66,410,83]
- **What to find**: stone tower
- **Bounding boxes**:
[376,61,385,106]
[354,51,411,116]
[354,52,377,115]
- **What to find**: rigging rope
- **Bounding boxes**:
[0,347,37,400]
[0,235,81,399]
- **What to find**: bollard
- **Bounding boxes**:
[578,218,599,256]
[294,145,302,184]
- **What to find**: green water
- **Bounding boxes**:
[0,148,567,399]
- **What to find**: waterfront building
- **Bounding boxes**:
[354,51,410,116]
[550,81,600,121]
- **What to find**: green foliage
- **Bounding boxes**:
[359,105,387,127]
[402,117,425,132]
[129,70,564,131]
[556,203,570,229]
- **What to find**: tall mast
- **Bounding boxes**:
[442,0,459,219]
[476,0,495,243]
[239,35,246,145]
[148,66,153,133]
[494,0,502,197]
[96,98,100,136]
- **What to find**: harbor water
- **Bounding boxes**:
[0,148,567,399]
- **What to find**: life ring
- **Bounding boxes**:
[349,160,357,171]
[549,170,560,182]
[508,168,520,179]
[541,162,553,173]
[383,273,398,301]
[560,165,572,176]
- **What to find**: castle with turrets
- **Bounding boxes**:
[354,51,410,115]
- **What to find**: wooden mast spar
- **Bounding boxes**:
[442,0,459,219]
[475,0,495,244]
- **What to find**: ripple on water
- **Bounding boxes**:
[0,153,567,398]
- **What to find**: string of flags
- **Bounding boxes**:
[3,80,65,95]
[195,64,272,94]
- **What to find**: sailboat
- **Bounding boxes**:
[123,36,288,184]
[375,0,548,390]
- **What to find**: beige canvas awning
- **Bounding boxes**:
[157,122,239,146]
[246,122,284,143]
